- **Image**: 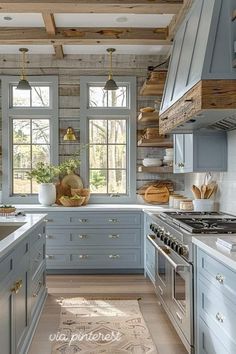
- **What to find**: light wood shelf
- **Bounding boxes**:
[138,111,159,124]
[137,137,173,147]
[138,165,173,173]
[140,70,167,96]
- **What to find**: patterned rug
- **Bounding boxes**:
[51,298,157,354]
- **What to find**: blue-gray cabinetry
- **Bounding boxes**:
[144,213,155,285]
[44,211,143,272]
[0,220,46,354]
[174,131,227,173]
[195,248,236,354]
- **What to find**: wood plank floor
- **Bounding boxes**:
[28,275,187,354]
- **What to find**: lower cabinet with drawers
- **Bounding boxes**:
[195,247,236,354]
[0,220,46,354]
[43,211,143,273]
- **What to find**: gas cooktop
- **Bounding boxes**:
[159,211,236,234]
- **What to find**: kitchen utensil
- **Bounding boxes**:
[191,185,201,199]
[193,199,215,212]
[144,185,169,204]
[206,183,218,199]
[200,184,207,199]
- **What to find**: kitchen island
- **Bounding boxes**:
[0,213,47,354]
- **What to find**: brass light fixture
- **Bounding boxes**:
[104,48,118,91]
[17,48,31,90]
[63,127,77,141]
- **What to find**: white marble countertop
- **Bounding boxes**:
[193,235,236,271]
[14,203,172,213]
[0,213,47,258]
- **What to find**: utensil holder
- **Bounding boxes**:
[193,199,215,212]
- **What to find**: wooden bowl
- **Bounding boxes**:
[71,188,90,205]
[59,196,85,207]
[140,107,155,113]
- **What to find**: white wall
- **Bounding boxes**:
[184,130,236,215]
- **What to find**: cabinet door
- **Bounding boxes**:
[174,134,184,173]
[0,285,13,354]
[183,134,193,172]
[13,252,29,354]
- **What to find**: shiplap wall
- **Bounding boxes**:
[0,54,184,196]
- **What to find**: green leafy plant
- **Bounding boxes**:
[26,162,60,184]
[58,157,81,175]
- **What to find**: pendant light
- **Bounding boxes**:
[63,127,77,141]
[16,48,31,90]
[104,48,118,91]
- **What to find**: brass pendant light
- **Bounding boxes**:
[104,48,118,91]
[63,127,77,141]
[17,48,31,90]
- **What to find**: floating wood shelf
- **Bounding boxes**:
[137,137,173,147]
[138,111,159,123]
[140,70,167,96]
[138,165,173,173]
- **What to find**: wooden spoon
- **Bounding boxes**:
[201,184,207,199]
[207,184,218,199]
[205,182,217,199]
[191,185,201,199]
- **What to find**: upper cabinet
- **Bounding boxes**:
[159,0,236,134]
[174,131,227,174]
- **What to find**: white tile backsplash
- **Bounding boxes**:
[184,130,236,215]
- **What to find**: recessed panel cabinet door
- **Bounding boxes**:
[174,134,184,172]
[0,286,13,354]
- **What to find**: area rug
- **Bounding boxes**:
[51,297,157,354]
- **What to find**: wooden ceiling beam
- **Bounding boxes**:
[167,0,193,40]
[0,1,183,14]
[42,13,64,59]
[0,27,171,45]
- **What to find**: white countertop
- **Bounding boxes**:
[193,235,236,271]
[0,213,47,258]
[14,203,172,213]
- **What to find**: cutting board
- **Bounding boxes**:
[144,185,170,204]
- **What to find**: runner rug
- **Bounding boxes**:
[51,297,157,354]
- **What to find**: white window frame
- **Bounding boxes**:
[1,75,58,204]
[80,76,136,204]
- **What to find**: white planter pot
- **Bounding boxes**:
[38,183,56,206]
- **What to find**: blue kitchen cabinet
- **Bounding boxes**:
[144,214,155,285]
[174,131,227,173]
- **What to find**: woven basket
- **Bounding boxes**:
[0,207,16,216]
[59,196,85,207]
[71,188,90,205]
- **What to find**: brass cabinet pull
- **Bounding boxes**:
[79,254,88,259]
[45,218,53,223]
[79,219,88,223]
[148,234,156,240]
[184,98,193,103]
[109,254,120,259]
[10,279,23,294]
[78,235,87,239]
[46,255,54,260]
[216,274,224,284]
[108,234,120,239]
[108,218,118,223]
[33,281,42,298]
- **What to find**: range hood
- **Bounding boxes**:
[159,0,236,134]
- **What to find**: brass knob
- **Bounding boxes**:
[108,218,118,223]
[108,234,120,239]
[11,280,23,294]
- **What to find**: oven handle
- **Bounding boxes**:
[147,235,190,272]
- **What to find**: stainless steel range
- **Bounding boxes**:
[146,211,236,354]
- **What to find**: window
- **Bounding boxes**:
[80,76,136,203]
[1,76,58,203]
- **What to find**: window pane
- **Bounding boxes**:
[12,86,30,107]
[108,87,127,107]
[32,86,50,107]
[32,119,50,144]
[89,86,107,107]
[108,170,126,194]
[13,145,31,168]
[108,145,126,169]
[89,145,107,169]
[89,120,107,144]
[90,170,107,193]
[108,120,126,144]
[32,145,50,167]
[13,119,30,143]
[13,170,31,194]
[32,180,39,194]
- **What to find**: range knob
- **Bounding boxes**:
[179,246,188,256]
[163,232,171,245]
[150,224,155,231]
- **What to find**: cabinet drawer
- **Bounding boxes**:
[198,278,236,353]
[31,267,46,314]
[197,317,230,354]
[46,248,142,269]
[30,223,46,250]
[46,228,141,247]
[45,212,141,227]
[31,241,45,279]
[198,249,236,305]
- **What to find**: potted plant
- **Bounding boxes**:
[27,162,60,206]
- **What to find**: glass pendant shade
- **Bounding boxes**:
[63,127,77,141]
[104,48,118,91]
[16,48,31,91]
